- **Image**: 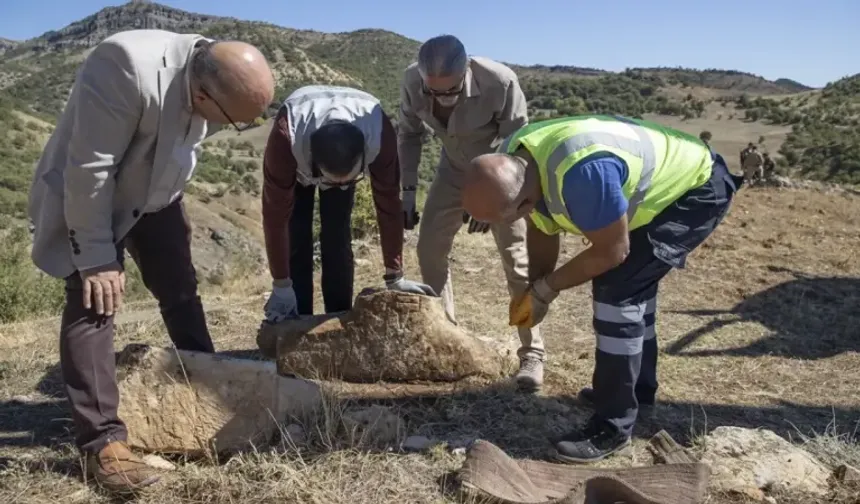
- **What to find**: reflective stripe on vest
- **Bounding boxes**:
[542,117,656,224]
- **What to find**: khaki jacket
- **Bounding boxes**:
[742,149,763,169]
[397,56,528,186]
[28,29,213,279]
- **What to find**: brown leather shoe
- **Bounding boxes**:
[84,441,161,494]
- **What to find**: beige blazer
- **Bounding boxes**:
[28,29,214,279]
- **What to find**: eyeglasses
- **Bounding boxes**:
[200,86,255,133]
[311,152,366,187]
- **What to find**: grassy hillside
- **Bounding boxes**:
[0,96,52,221]
[720,74,860,183]
[0,1,827,196]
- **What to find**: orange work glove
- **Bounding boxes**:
[508,277,559,328]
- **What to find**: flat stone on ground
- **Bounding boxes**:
[116,344,321,455]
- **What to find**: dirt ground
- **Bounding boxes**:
[1,183,859,503]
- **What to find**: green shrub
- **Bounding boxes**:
[351,182,378,240]
[0,225,154,323]
[0,226,65,322]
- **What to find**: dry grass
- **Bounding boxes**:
[1,184,860,503]
[644,104,793,168]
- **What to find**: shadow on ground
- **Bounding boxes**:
[10,337,858,459]
[339,384,860,459]
[0,397,70,449]
[665,267,860,360]
[6,377,859,460]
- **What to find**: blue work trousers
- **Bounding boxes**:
[590,153,742,437]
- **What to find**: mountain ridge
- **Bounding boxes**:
[1,1,810,95]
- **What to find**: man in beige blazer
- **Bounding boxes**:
[28,29,274,493]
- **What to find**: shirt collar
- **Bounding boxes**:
[462,59,481,98]
[183,41,208,112]
[182,64,193,112]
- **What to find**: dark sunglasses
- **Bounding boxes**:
[420,78,465,97]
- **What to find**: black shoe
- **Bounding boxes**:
[552,416,631,464]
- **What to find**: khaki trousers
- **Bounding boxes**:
[416,152,545,360]
[743,164,763,183]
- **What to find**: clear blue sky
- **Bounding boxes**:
[0,0,856,88]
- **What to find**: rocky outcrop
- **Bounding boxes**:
[36,1,223,51]
[0,38,18,56]
[700,426,831,499]
[258,289,514,383]
[115,344,321,455]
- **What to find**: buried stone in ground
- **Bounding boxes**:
[257,288,515,382]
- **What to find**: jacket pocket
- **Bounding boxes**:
[647,220,692,269]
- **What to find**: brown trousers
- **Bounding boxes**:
[59,198,214,455]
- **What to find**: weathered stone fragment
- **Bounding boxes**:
[116,344,321,455]
[258,289,513,382]
[701,426,830,498]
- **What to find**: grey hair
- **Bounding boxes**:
[190,41,230,98]
[417,35,468,78]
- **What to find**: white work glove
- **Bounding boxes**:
[402,187,420,230]
[384,271,438,296]
[264,279,299,323]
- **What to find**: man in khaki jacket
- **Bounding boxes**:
[28,29,274,493]
[397,35,546,391]
[742,144,764,185]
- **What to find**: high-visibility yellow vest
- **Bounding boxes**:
[499,114,714,235]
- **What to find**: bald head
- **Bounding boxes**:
[190,40,275,124]
[463,153,533,223]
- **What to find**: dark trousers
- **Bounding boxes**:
[289,183,355,315]
[590,155,743,438]
[59,198,214,455]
